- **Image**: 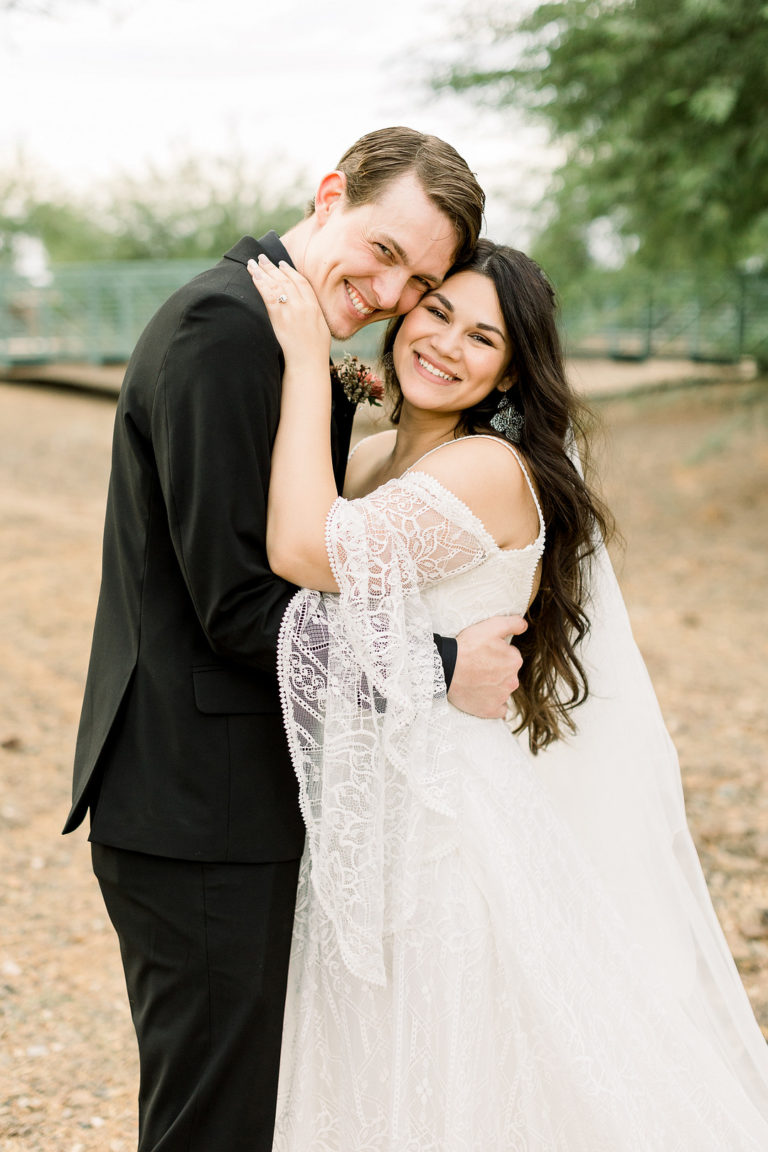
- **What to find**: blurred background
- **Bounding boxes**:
[1,0,766,366]
[1,2,767,1148]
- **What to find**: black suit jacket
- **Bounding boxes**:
[64,234,356,862]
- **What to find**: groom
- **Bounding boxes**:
[65,127,527,1151]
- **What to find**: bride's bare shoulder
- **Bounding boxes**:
[344,429,397,497]
[414,436,541,551]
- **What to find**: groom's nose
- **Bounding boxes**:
[371,267,415,313]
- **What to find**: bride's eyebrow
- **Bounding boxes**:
[429,292,505,340]
[476,320,505,339]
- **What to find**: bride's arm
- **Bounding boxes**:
[248,256,527,719]
[248,254,340,592]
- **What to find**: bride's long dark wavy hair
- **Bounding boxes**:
[381,239,613,752]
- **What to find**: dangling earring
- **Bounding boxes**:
[490,391,524,443]
[380,350,395,378]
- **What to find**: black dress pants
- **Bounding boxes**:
[92,843,301,1152]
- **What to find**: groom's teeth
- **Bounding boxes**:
[418,355,456,381]
[346,283,375,316]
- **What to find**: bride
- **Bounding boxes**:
[248,241,768,1150]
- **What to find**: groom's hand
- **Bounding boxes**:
[447,615,527,719]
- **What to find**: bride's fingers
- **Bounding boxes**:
[255,252,303,284]
[274,260,313,291]
[256,253,286,285]
[246,259,319,324]
[247,258,286,300]
[245,253,285,291]
[247,260,324,331]
[256,258,302,306]
[250,254,315,299]
[247,265,272,304]
[246,257,267,284]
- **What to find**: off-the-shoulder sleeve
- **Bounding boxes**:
[327,470,495,596]
[276,472,492,984]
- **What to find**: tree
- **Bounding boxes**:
[0,152,305,265]
[91,154,305,261]
[441,0,768,272]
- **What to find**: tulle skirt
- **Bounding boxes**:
[273,713,768,1151]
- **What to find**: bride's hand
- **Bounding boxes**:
[247,254,331,369]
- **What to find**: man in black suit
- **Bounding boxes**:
[65,127,527,1151]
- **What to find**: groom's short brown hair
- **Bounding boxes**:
[312,127,485,266]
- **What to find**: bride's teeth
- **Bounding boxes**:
[418,355,455,381]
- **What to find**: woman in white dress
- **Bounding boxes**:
[248,241,768,1150]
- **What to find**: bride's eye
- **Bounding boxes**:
[425,305,447,321]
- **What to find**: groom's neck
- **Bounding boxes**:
[279,217,313,278]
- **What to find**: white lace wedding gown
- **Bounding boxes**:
[273,439,768,1151]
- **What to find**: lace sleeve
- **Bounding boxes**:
[277,472,491,985]
[328,471,493,594]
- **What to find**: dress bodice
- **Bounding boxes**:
[405,436,545,635]
[419,522,543,633]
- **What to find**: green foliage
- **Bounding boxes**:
[441,0,768,278]
[0,153,305,265]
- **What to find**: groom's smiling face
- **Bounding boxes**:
[301,171,458,341]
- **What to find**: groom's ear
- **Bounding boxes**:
[313,171,348,222]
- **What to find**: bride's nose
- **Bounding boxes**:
[429,327,461,363]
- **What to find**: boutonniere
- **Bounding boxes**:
[330,353,384,407]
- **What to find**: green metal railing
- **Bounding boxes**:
[0,261,209,365]
[1,262,766,369]
[559,270,768,364]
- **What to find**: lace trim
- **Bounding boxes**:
[404,434,546,552]
[325,496,344,590]
[276,589,312,834]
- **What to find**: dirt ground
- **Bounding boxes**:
[0,374,767,1150]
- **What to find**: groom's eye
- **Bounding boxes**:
[375,243,393,259]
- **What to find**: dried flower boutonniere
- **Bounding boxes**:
[330,353,384,407]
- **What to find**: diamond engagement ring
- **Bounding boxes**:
[278,294,288,304]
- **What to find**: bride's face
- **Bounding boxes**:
[392,271,511,418]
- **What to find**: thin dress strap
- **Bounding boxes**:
[405,434,545,543]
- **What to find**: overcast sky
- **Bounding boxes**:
[0,0,556,243]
